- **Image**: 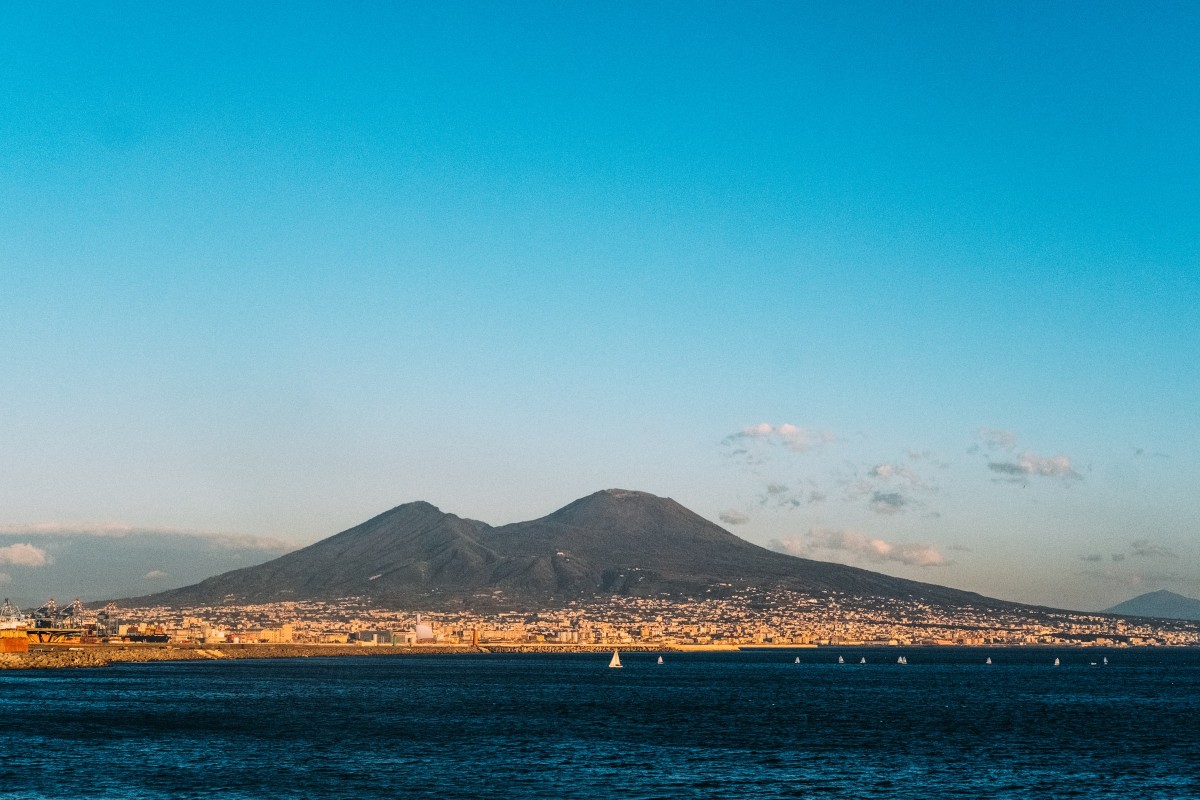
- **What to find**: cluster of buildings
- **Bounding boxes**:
[92,589,1200,648]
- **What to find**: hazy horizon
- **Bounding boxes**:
[2,3,1196,612]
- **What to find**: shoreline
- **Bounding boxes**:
[2,641,1191,670]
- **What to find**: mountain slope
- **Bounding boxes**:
[1105,590,1200,621]
[120,489,1010,610]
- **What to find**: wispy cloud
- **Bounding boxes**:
[0,543,50,567]
[1129,540,1177,559]
[870,491,908,515]
[752,479,827,510]
[724,423,836,453]
[869,463,909,481]
[771,529,948,567]
[868,462,934,488]
[719,510,750,526]
[837,459,938,515]
[988,451,1081,482]
[0,524,292,552]
[1081,566,1181,590]
[1078,541,1177,565]
[143,569,169,580]
[978,428,1019,451]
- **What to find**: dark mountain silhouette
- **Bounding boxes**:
[118,489,1012,610]
[1105,589,1200,621]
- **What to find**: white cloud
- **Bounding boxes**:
[771,529,948,567]
[0,543,50,567]
[1018,452,1078,477]
[719,510,750,526]
[989,451,1080,481]
[143,569,169,580]
[727,423,836,452]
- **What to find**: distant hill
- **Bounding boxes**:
[1105,590,1200,621]
[117,489,1014,611]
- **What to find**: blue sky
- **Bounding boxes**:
[1,2,1196,610]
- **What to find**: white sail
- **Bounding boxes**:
[1053,657,1060,666]
[609,649,622,668]
[794,657,800,664]
[837,655,844,664]
[860,658,866,664]
[657,656,663,665]
[986,657,992,665]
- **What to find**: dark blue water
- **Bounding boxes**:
[2,648,1198,799]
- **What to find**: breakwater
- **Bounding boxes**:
[0,642,690,669]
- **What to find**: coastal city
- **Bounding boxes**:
[5,590,1199,653]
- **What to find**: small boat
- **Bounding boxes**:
[657,656,664,665]
[794,657,800,664]
[1090,662,1098,666]
[897,656,907,665]
[1053,657,1060,666]
[860,657,866,664]
[837,655,844,664]
[986,657,992,665]
[609,650,622,669]
[1103,657,1108,666]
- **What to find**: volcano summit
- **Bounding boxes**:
[122,489,1003,611]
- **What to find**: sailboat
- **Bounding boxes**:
[860,657,866,664]
[837,655,844,664]
[1103,657,1108,666]
[1053,657,1060,666]
[794,657,800,664]
[609,650,622,669]
[986,657,992,665]
[657,655,664,665]
[897,656,907,665]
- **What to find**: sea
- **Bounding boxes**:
[2,647,1198,799]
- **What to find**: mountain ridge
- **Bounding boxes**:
[1105,589,1200,621]
[117,489,1016,611]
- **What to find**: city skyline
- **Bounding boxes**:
[2,3,1197,611]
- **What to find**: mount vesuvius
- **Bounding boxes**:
[119,489,1007,611]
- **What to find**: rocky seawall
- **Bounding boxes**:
[0,642,681,669]
[1,643,473,669]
